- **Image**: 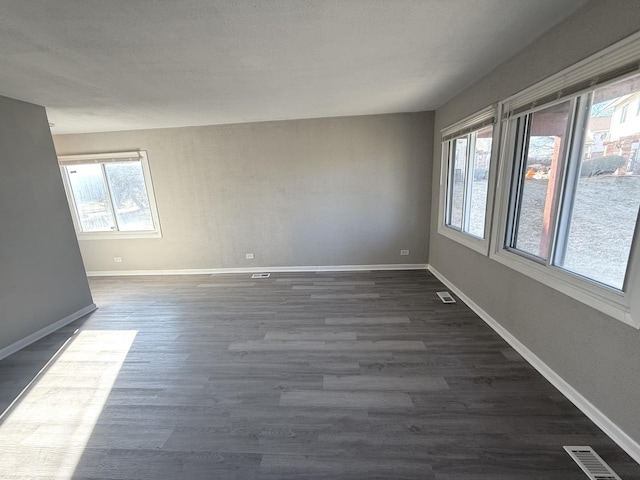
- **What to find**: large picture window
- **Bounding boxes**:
[493,46,640,327]
[59,151,161,239]
[505,74,640,291]
[439,107,496,254]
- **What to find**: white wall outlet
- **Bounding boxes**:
[245,253,254,259]
[113,257,123,263]
[400,250,410,256]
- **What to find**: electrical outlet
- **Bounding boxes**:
[400,250,410,256]
[245,253,254,259]
[113,257,123,263]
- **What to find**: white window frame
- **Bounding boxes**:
[490,32,640,329]
[438,105,499,255]
[59,150,162,240]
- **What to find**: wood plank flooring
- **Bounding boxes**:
[0,270,639,479]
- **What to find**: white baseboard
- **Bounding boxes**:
[0,303,97,361]
[86,263,428,277]
[427,264,640,465]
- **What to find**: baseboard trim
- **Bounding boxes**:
[86,264,428,277]
[427,264,640,465]
[0,303,98,361]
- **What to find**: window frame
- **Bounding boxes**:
[490,38,640,329]
[620,103,629,123]
[503,98,576,264]
[438,106,499,255]
[59,150,162,240]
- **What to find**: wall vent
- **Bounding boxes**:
[436,291,456,303]
[251,273,271,279]
[564,446,622,480]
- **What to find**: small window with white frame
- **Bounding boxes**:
[58,151,162,239]
[438,106,497,254]
[492,33,640,328]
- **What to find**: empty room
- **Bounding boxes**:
[1,1,640,478]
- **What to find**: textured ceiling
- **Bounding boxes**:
[0,0,588,134]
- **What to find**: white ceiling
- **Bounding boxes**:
[0,0,588,134]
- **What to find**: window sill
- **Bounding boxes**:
[489,247,639,329]
[437,224,489,256]
[77,231,162,241]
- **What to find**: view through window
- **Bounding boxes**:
[506,73,640,290]
[445,125,493,238]
[557,75,640,289]
[60,152,160,237]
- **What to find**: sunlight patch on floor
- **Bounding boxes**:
[0,330,136,479]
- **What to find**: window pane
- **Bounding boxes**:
[104,162,154,231]
[467,126,492,237]
[512,101,571,259]
[66,164,116,232]
[558,75,640,289]
[448,138,467,229]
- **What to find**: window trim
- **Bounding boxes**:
[58,150,162,240]
[438,105,499,255]
[490,36,640,329]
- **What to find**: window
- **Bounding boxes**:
[439,107,497,254]
[493,41,640,327]
[59,151,161,239]
[506,101,571,261]
[504,75,640,291]
[620,104,629,123]
[555,78,640,290]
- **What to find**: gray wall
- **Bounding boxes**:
[0,96,93,352]
[430,0,640,444]
[54,112,433,272]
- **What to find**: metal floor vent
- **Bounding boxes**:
[564,446,622,480]
[251,273,271,279]
[436,291,456,304]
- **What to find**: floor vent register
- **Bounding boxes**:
[564,446,622,480]
[436,291,456,303]
[251,273,271,279]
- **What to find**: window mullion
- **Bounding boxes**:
[447,139,463,231]
[462,133,475,232]
[546,98,588,266]
[552,95,592,267]
[445,142,454,226]
[101,163,120,232]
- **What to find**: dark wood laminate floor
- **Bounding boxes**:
[0,270,639,479]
